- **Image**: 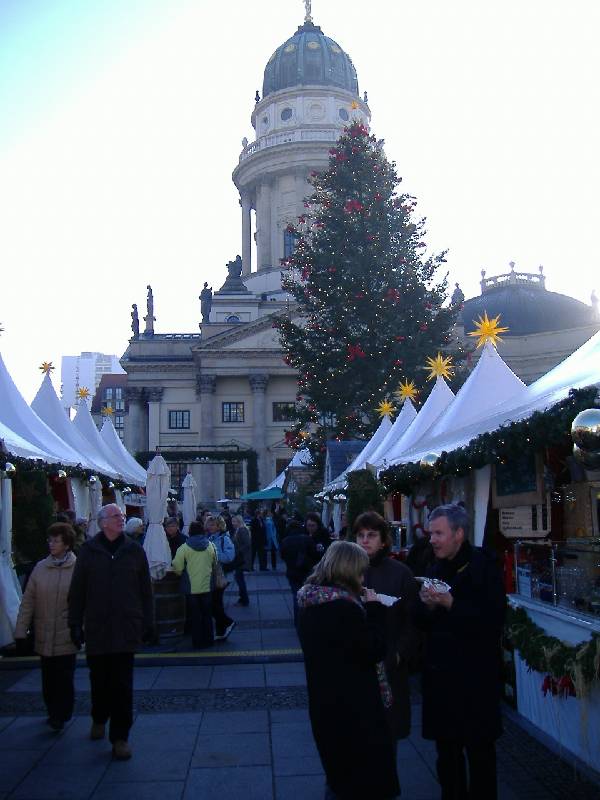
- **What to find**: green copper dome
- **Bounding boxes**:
[262,22,359,99]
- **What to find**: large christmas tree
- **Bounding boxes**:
[275,121,462,455]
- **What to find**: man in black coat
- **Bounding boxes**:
[280,521,318,626]
[415,504,506,800]
[68,504,153,760]
[249,508,267,570]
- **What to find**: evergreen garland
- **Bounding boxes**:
[380,387,598,495]
[507,604,600,695]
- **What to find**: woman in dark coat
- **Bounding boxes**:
[353,511,418,743]
[304,511,331,556]
[298,541,400,800]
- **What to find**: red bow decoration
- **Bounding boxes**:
[346,344,366,361]
[386,287,401,302]
[344,199,364,214]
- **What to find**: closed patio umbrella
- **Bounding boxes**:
[143,454,171,580]
[181,469,197,536]
[0,474,22,647]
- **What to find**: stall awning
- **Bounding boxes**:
[240,487,284,501]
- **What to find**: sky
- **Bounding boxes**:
[1,0,599,403]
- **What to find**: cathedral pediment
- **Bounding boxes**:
[193,311,300,354]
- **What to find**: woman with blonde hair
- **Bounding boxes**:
[297,541,400,799]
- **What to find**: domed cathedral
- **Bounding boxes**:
[121,7,369,504]
[455,263,600,382]
[231,8,369,294]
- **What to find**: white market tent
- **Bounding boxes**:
[380,377,455,469]
[31,373,117,478]
[0,420,55,463]
[72,401,127,481]
[0,354,90,468]
[323,412,394,492]
[100,418,147,487]
[395,331,600,468]
[362,398,418,473]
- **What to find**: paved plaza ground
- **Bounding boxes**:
[1,568,599,799]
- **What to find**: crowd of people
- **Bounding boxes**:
[11,500,506,799]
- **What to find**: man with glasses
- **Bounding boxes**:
[68,503,153,760]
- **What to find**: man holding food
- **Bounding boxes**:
[415,503,506,800]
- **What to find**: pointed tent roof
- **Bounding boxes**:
[323,414,394,491]
[288,448,313,468]
[427,341,526,440]
[31,373,117,477]
[72,401,125,480]
[383,377,455,468]
[100,419,147,487]
[395,342,528,464]
[0,353,88,467]
[363,399,418,471]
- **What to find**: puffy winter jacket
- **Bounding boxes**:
[15,553,78,657]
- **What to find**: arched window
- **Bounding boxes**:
[225,314,241,323]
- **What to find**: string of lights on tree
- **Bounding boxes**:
[274,120,468,460]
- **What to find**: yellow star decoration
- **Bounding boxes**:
[299,431,310,440]
[424,353,455,382]
[76,387,91,400]
[351,100,359,109]
[101,406,114,416]
[376,399,395,418]
[394,379,418,403]
[468,312,509,348]
[39,361,55,374]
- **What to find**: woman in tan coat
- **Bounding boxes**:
[14,523,78,730]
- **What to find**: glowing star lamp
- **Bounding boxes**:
[424,353,454,382]
[376,399,395,418]
[467,312,509,349]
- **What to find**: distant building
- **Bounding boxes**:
[90,374,128,440]
[457,264,600,382]
[61,352,125,411]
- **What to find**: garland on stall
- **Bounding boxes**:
[380,386,598,496]
[0,454,132,492]
[506,605,600,697]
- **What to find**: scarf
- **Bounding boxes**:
[297,584,393,708]
[50,552,71,567]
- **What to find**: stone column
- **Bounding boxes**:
[146,387,163,452]
[257,181,272,270]
[124,386,147,455]
[249,374,269,488]
[196,374,217,504]
[241,192,252,276]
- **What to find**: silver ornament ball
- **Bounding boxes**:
[571,408,600,452]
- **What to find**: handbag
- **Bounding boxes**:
[211,558,228,590]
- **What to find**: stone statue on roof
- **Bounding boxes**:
[200,282,213,323]
[131,304,139,338]
[144,285,155,335]
[451,282,465,305]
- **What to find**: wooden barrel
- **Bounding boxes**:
[152,571,186,639]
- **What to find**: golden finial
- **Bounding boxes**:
[468,311,509,348]
[39,361,55,374]
[375,399,395,418]
[76,387,91,400]
[101,406,114,416]
[394,379,418,403]
[351,100,359,110]
[424,353,454,382]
